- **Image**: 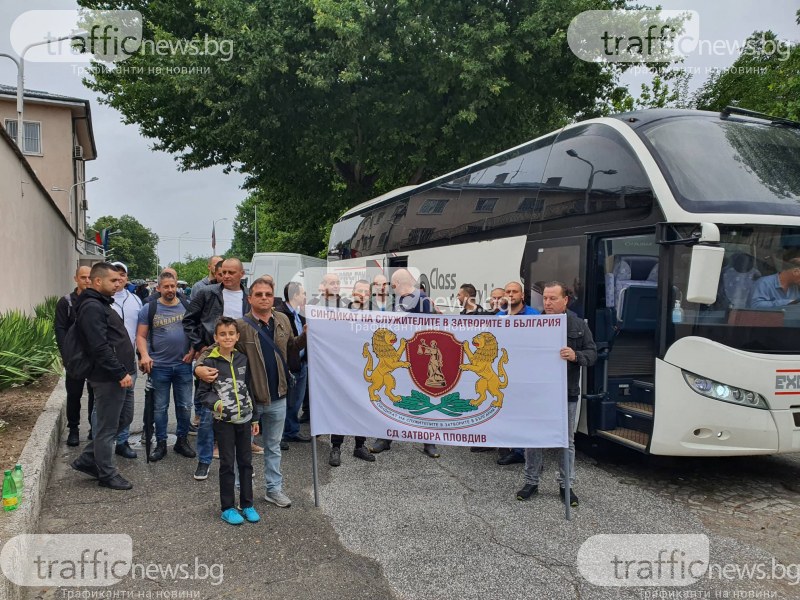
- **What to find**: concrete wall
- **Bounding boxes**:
[0,129,77,313]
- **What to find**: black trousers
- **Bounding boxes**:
[213,420,253,511]
[331,435,366,448]
[65,376,95,431]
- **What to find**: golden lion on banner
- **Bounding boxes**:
[363,328,410,403]
[460,332,509,407]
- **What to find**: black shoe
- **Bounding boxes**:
[194,462,210,480]
[99,474,133,490]
[329,447,341,467]
[280,440,290,451]
[66,429,80,447]
[422,444,440,458]
[560,488,579,507]
[173,436,196,458]
[87,429,93,441]
[70,459,99,479]
[497,452,524,466]
[353,446,376,462]
[516,484,538,501]
[149,440,167,462]
[285,433,311,443]
[115,442,137,459]
[370,439,392,454]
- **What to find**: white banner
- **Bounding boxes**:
[307,308,568,448]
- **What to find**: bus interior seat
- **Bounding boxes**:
[721,252,761,308]
[617,286,659,331]
[605,255,659,318]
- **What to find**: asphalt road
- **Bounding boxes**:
[28,377,800,600]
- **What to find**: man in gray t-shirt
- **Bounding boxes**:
[136,272,197,462]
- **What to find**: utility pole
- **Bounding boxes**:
[254,204,258,254]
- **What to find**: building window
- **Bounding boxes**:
[518,197,544,213]
[378,231,388,246]
[418,199,448,215]
[5,120,42,154]
[474,197,497,213]
[407,228,435,244]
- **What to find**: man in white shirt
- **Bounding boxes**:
[110,262,142,459]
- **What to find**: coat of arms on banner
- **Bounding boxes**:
[362,328,509,429]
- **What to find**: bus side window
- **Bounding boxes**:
[524,239,584,315]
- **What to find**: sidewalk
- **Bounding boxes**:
[31,376,795,599]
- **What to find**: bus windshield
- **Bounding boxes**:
[668,224,800,353]
[643,118,800,216]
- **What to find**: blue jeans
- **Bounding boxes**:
[523,400,578,488]
[254,398,286,493]
[115,371,136,446]
[152,363,193,441]
[283,362,308,440]
[196,405,215,464]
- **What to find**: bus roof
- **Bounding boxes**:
[337,108,792,222]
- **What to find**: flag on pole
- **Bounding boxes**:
[94,228,110,251]
[211,222,217,252]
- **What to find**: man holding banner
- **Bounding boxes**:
[516,281,596,508]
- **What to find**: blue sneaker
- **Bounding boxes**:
[241,506,260,523]
[221,508,244,525]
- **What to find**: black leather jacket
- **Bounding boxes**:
[566,311,597,399]
[183,283,250,351]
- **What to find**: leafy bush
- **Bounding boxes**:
[0,297,61,390]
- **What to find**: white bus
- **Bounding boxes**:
[326,107,800,457]
[250,252,327,299]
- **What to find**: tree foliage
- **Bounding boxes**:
[168,254,210,285]
[693,21,800,120]
[90,215,159,278]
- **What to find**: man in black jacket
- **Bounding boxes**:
[55,265,94,446]
[183,257,251,470]
[70,262,136,490]
[516,281,597,507]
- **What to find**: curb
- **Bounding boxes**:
[0,374,66,600]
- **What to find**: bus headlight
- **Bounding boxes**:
[682,371,769,409]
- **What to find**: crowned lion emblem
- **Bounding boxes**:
[363,328,410,403]
[460,332,509,407]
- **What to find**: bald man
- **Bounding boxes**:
[56,265,95,446]
[193,255,224,290]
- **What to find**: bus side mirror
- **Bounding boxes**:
[686,244,725,304]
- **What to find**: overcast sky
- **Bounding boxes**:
[1,1,797,265]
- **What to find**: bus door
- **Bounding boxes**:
[591,232,659,451]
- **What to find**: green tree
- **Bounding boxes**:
[168,255,210,285]
[693,23,800,120]
[90,215,159,278]
[79,0,647,254]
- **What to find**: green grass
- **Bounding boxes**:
[0,297,61,390]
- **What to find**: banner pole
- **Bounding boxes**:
[311,435,320,507]
[563,447,571,521]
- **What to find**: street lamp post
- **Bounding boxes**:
[1,31,87,148]
[52,176,100,236]
[177,231,190,263]
[565,149,617,214]
[212,217,227,254]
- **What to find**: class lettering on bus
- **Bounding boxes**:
[327,108,800,458]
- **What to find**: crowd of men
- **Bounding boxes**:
[57,257,594,508]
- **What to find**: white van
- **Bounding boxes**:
[249,252,326,299]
